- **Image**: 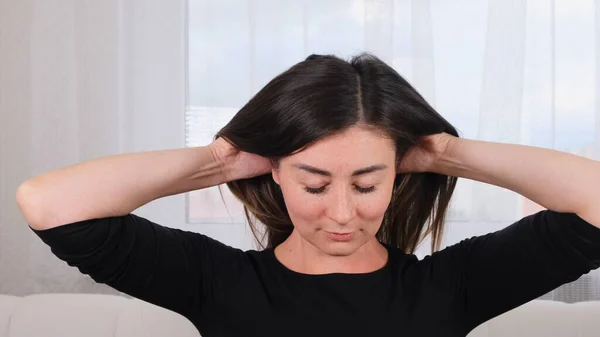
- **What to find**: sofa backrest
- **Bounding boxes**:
[0,293,199,337]
[468,300,600,336]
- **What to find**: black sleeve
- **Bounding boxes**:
[420,210,600,333]
[30,214,247,320]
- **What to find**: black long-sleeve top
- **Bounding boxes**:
[31,210,600,336]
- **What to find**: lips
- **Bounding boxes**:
[326,231,355,242]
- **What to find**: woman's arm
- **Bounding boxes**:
[430,136,600,229]
[16,145,230,230]
[412,135,600,332]
[16,139,268,325]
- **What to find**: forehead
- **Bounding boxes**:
[284,127,396,170]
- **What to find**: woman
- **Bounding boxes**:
[16,54,600,336]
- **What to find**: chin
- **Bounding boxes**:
[318,241,361,257]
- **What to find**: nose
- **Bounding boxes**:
[326,186,355,225]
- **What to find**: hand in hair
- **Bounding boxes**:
[397,132,456,174]
[210,137,273,182]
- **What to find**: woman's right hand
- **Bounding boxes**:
[209,137,273,182]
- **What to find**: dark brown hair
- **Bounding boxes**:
[216,53,459,254]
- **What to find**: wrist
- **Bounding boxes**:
[208,140,238,182]
[430,135,466,176]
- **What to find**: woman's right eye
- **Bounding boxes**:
[304,186,326,194]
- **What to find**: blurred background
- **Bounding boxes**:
[1,0,599,302]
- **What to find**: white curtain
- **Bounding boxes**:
[186,0,600,302]
[0,0,188,295]
[1,0,599,303]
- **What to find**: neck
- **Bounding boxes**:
[274,230,388,275]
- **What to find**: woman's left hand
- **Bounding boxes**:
[397,132,456,174]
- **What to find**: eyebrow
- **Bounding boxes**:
[292,163,388,177]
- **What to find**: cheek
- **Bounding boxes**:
[356,193,392,221]
[358,176,395,218]
[354,187,394,237]
[280,187,325,225]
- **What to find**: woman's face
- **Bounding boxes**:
[272,126,397,257]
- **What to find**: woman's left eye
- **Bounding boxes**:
[355,185,376,194]
[305,186,326,194]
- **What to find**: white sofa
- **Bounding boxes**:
[0,293,599,337]
[0,293,199,337]
[467,300,600,337]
